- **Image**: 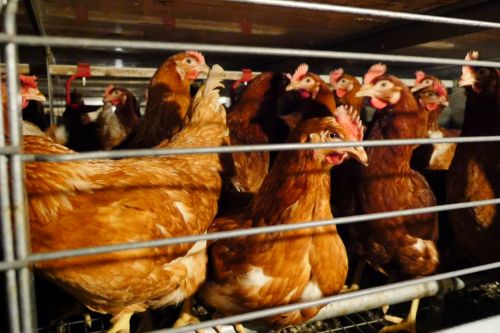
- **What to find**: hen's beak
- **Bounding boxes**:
[426,94,450,107]
[342,146,369,166]
[22,89,46,103]
[285,82,298,91]
[458,72,476,87]
[439,97,450,107]
[198,63,210,74]
[355,84,374,98]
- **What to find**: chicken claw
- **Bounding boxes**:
[379,298,419,333]
[341,261,365,293]
[108,311,133,333]
[172,297,200,328]
[84,313,92,328]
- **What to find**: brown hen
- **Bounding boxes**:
[228,72,291,193]
[329,68,363,116]
[97,85,141,150]
[337,64,439,333]
[411,72,458,170]
[199,107,367,330]
[26,65,227,333]
[447,51,500,265]
[125,51,209,148]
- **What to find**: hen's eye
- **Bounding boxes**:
[185,58,193,64]
[340,79,346,84]
[477,68,489,76]
[328,132,339,139]
[305,78,312,83]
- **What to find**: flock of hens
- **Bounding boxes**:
[1,49,499,333]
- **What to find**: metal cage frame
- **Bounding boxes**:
[1,0,500,332]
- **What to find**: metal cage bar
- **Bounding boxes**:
[154,262,500,333]
[0,197,499,272]
[15,135,500,162]
[4,1,37,331]
[0,35,21,333]
[1,34,500,68]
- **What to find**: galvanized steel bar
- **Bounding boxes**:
[4,0,37,331]
[210,277,466,333]
[0,197,498,271]
[46,55,56,125]
[0,34,500,68]
[0,146,19,155]
[0,46,21,333]
[226,0,500,29]
[20,135,500,162]
[154,262,500,333]
[310,278,465,322]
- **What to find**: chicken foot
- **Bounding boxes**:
[341,261,365,293]
[172,297,200,328]
[380,298,419,333]
[108,311,133,333]
[213,323,245,333]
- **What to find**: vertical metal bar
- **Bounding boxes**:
[0,49,21,333]
[5,0,37,332]
[46,54,55,125]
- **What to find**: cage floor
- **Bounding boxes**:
[35,280,500,333]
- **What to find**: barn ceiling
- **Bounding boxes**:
[6,0,500,103]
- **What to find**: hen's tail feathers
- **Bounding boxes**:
[190,64,226,124]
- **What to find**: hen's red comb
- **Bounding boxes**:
[19,75,38,89]
[462,50,479,75]
[433,81,447,97]
[465,50,479,61]
[415,71,426,84]
[104,84,115,96]
[329,68,344,84]
[364,63,386,84]
[291,63,308,83]
[334,105,364,141]
[186,50,205,64]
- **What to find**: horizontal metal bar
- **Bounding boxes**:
[213,276,466,332]
[0,146,20,155]
[311,277,465,322]
[1,34,500,68]
[155,261,500,333]
[226,0,500,29]
[19,135,500,162]
[0,197,498,271]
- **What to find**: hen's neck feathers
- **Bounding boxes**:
[462,73,500,136]
[366,82,424,171]
[337,76,362,110]
[250,149,331,224]
[130,60,192,148]
[314,81,336,114]
[115,92,140,129]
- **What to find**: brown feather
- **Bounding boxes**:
[447,66,500,264]
[26,67,228,323]
[200,117,352,329]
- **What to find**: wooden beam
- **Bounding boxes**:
[48,64,453,87]
[0,63,31,74]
